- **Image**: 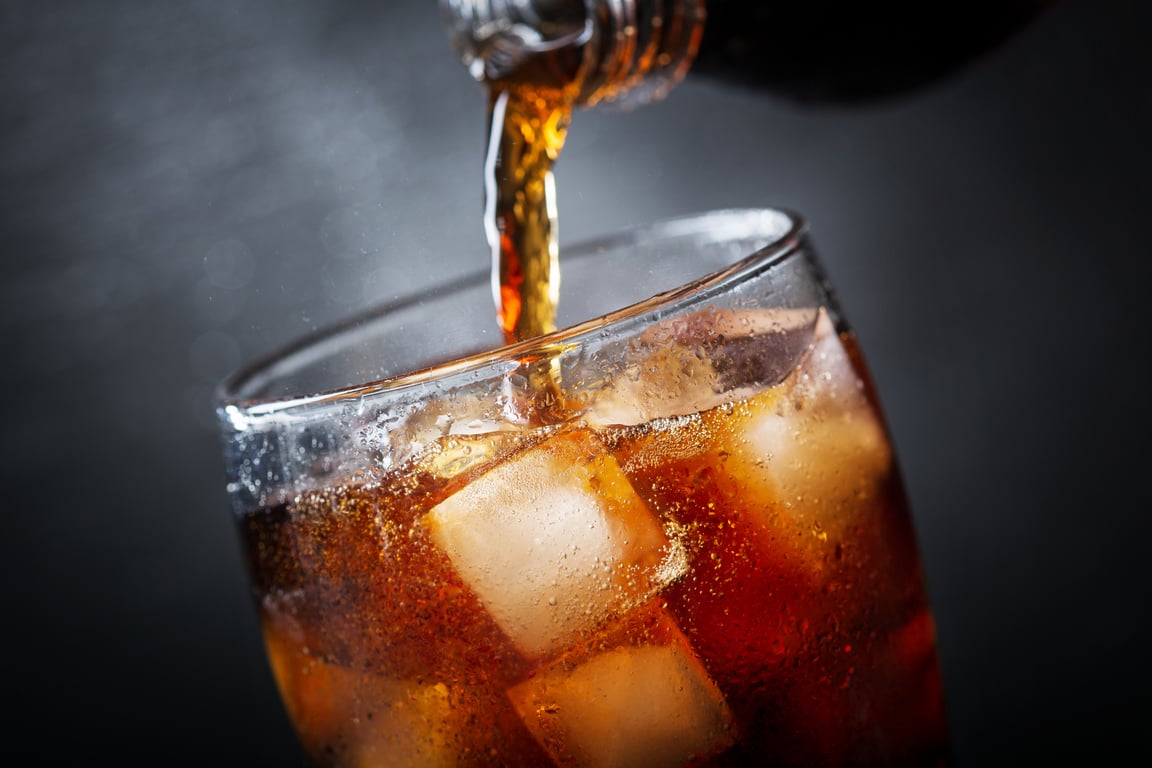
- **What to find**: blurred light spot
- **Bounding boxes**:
[322,128,380,181]
[192,277,244,325]
[202,116,249,170]
[323,274,363,305]
[204,238,255,289]
[51,259,127,313]
[189,383,226,431]
[319,205,390,260]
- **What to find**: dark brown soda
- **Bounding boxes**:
[237,329,950,766]
[485,84,573,344]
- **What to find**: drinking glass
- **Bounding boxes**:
[215,208,950,767]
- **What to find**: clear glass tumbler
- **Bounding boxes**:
[215,208,950,767]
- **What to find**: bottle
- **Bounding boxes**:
[439,0,707,108]
[692,1,1052,103]
[439,0,711,342]
[439,0,1052,344]
[439,0,1050,108]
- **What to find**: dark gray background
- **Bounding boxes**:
[3,1,1149,764]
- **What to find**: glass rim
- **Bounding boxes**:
[216,207,807,418]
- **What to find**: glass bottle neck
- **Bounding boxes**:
[440,0,706,107]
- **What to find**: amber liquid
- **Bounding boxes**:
[480,0,1053,342]
[482,75,581,423]
[486,85,573,343]
[240,316,951,766]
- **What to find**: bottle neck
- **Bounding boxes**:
[440,0,706,107]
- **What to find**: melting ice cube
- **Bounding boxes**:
[410,430,534,486]
[366,386,522,471]
[507,617,734,768]
[264,626,461,767]
[581,307,819,427]
[722,308,892,538]
[422,428,684,658]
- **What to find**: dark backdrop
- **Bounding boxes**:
[3,1,1149,764]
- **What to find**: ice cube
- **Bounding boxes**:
[507,618,735,768]
[579,337,719,427]
[410,430,535,486]
[373,387,522,468]
[581,307,819,427]
[422,427,685,658]
[721,308,892,540]
[264,626,461,767]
